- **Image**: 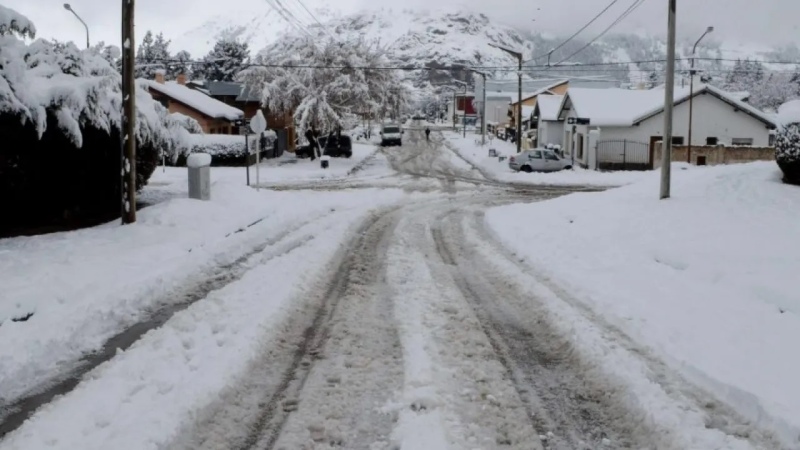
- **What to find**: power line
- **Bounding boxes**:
[551,0,648,67]
[527,0,622,63]
[152,57,800,72]
[289,0,338,41]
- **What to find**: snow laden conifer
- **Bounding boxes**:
[242,35,409,151]
[199,38,250,82]
[135,31,173,80]
[775,100,800,184]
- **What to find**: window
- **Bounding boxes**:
[530,150,543,159]
[731,138,754,146]
[577,134,584,160]
[544,151,560,161]
[706,137,718,145]
[671,136,684,145]
[769,134,776,146]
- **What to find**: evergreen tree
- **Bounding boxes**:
[200,38,250,82]
[135,31,171,79]
[168,50,193,80]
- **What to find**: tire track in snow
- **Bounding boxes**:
[0,210,335,439]
[170,206,406,450]
[431,209,659,450]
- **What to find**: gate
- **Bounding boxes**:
[596,139,651,171]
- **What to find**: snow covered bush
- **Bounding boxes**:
[181,132,277,166]
[775,100,800,185]
[0,6,187,234]
[241,35,410,147]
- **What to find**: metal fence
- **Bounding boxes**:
[596,139,651,171]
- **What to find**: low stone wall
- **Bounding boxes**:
[653,144,775,168]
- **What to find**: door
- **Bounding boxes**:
[543,150,562,172]
[528,149,545,171]
[649,136,661,169]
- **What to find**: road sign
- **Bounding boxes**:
[567,117,590,125]
[250,110,267,135]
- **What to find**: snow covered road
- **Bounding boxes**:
[0,128,783,449]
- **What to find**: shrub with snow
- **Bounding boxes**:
[0,6,188,234]
[775,100,800,184]
[178,132,277,166]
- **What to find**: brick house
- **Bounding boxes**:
[142,72,244,134]
[187,80,296,151]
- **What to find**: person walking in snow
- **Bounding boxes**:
[425,127,431,142]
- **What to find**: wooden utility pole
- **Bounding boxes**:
[660,0,677,199]
[121,0,136,223]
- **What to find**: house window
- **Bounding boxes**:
[671,136,684,145]
[731,138,754,146]
[706,137,718,145]
[769,134,776,146]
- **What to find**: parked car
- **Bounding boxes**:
[296,134,353,158]
[508,148,572,173]
[380,124,403,146]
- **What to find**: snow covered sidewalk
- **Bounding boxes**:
[444,132,651,186]
[485,162,800,446]
[0,169,406,409]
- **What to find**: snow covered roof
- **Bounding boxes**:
[557,85,775,128]
[509,79,569,105]
[521,105,535,118]
[142,80,244,121]
[535,94,564,121]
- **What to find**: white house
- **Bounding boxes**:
[532,94,564,148]
[556,84,776,169]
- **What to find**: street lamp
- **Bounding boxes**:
[687,26,714,164]
[489,43,523,153]
[63,3,90,49]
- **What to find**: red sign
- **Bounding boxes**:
[456,96,476,115]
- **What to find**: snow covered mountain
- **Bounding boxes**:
[171,5,797,88]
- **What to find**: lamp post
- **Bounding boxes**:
[687,26,714,164]
[120,0,136,223]
[489,43,523,153]
[63,3,90,49]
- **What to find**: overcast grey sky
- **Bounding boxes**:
[6,0,799,52]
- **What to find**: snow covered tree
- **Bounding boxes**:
[0,6,189,232]
[135,31,171,80]
[199,38,250,82]
[242,35,409,154]
[748,72,800,112]
[168,50,193,80]
[775,100,800,185]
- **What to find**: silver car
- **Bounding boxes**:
[508,149,573,173]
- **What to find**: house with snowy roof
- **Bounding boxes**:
[187,80,297,150]
[142,71,244,135]
[532,94,565,148]
[508,79,570,133]
[555,84,777,169]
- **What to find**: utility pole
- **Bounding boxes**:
[688,26,714,164]
[488,43,524,153]
[660,0,677,199]
[121,0,136,223]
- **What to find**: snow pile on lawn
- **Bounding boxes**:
[486,162,800,446]
[445,133,651,186]
[0,172,403,406]
[0,190,410,450]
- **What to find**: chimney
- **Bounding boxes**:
[177,73,187,86]
[154,69,166,84]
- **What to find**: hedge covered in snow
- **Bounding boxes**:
[775,100,800,185]
[177,132,277,166]
[0,6,188,234]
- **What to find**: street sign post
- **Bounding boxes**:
[567,117,591,125]
[249,111,268,191]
